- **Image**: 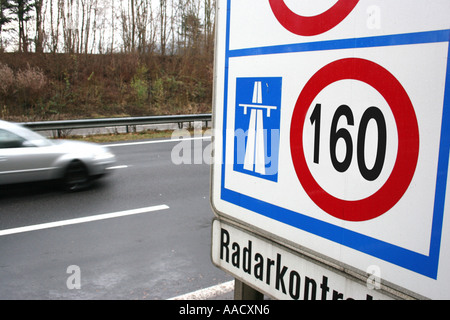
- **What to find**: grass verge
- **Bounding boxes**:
[55,128,208,143]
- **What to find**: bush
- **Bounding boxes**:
[15,64,47,94]
[0,62,48,115]
[0,52,212,120]
[130,64,149,104]
[15,64,48,108]
[0,63,14,97]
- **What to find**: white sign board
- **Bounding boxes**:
[212,219,395,300]
[211,0,450,299]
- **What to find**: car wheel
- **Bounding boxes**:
[63,160,90,191]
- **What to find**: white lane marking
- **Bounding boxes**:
[168,280,235,300]
[105,136,211,148]
[0,205,169,237]
[106,165,129,170]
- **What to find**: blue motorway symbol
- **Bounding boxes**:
[234,77,282,182]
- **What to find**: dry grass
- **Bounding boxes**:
[0,52,213,121]
[56,129,176,143]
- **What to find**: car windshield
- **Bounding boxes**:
[14,125,53,147]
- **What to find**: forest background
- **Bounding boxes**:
[0,0,216,121]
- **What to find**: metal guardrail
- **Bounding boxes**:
[20,114,212,136]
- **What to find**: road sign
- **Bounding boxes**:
[290,57,420,222]
[268,0,359,36]
[211,0,450,299]
[234,77,282,181]
[212,219,396,300]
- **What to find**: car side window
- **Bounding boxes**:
[0,129,26,148]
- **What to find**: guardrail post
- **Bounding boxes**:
[126,125,137,133]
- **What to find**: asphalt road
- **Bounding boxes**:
[0,136,233,300]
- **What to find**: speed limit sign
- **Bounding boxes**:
[290,57,419,222]
[211,0,450,299]
[268,0,359,36]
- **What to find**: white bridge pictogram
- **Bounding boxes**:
[239,81,277,175]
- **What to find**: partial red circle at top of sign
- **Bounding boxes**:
[290,58,419,222]
[269,0,360,36]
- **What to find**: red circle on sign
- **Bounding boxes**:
[268,0,359,36]
[290,58,419,222]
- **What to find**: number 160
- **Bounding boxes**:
[309,103,387,182]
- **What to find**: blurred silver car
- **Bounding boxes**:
[0,120,116,190]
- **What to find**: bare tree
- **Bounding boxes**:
[109,0,114,53]
[61,0,74,53]
[0,0,13,51]
[10,0,34,52]
[0,0,216,55]
[45,0,61,52]
[203,0,215,55]
[33,0,44,52]
[159,0,167,55]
